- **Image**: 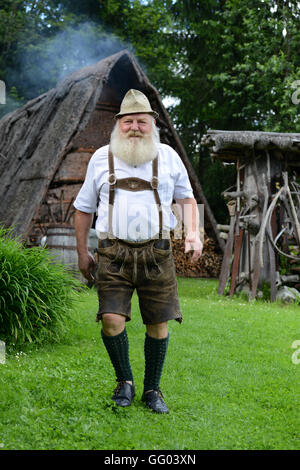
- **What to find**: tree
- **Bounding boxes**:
[154,0,300,221]
[0,0,174,112]
[0,0,66,114]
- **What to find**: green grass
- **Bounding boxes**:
[0,278,300,450]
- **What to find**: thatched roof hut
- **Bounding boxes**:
[0,50,223,278]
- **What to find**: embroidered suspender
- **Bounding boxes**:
[108,147,163,238]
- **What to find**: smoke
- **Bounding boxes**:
[38,22,131,82]
[4,22,134,111]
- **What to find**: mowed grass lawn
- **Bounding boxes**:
[0,278,299,450]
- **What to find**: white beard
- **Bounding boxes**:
[110,121,160,166]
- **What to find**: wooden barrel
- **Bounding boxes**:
[45,225,96,283]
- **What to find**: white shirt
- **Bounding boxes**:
[74,143,194,241]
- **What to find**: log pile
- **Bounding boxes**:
[170,203,222,277]
[171,231,222,278]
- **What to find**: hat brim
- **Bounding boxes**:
[115,110,159,120]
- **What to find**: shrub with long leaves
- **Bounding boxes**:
[0,226,82,346]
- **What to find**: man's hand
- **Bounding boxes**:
[78,252,96,282]
[185,233,203,263]
[175,197,203,263]
[75,210,95,281]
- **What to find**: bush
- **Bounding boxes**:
[0,226,82,347]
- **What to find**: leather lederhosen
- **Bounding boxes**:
[95,148,182,324]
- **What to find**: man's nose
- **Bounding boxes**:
[131,120,139,131]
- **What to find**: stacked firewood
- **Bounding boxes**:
[171,231,222,278]
[169,203,222,278]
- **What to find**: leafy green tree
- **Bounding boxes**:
[0,1,174,108]
[0,1,27,111]
[0,0,65,114]
[156,0,300,221]
[210,0,300,132]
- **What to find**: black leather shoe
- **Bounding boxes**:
[112,381,135,407]
[142,389,169,414]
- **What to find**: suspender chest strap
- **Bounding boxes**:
[108,147,163,238]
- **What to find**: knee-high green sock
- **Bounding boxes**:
[101,328,133,382]
[143,333,169,393]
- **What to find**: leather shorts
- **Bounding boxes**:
[95,237,182,325]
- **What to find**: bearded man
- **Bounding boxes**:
[74,89,203,414]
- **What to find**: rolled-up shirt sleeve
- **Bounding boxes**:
[73,157,98,213]
[173,153,194,200]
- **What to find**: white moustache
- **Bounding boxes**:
[110,124,160,166]
[127,131,144,138]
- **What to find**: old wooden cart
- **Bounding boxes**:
[202,130,300,301]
